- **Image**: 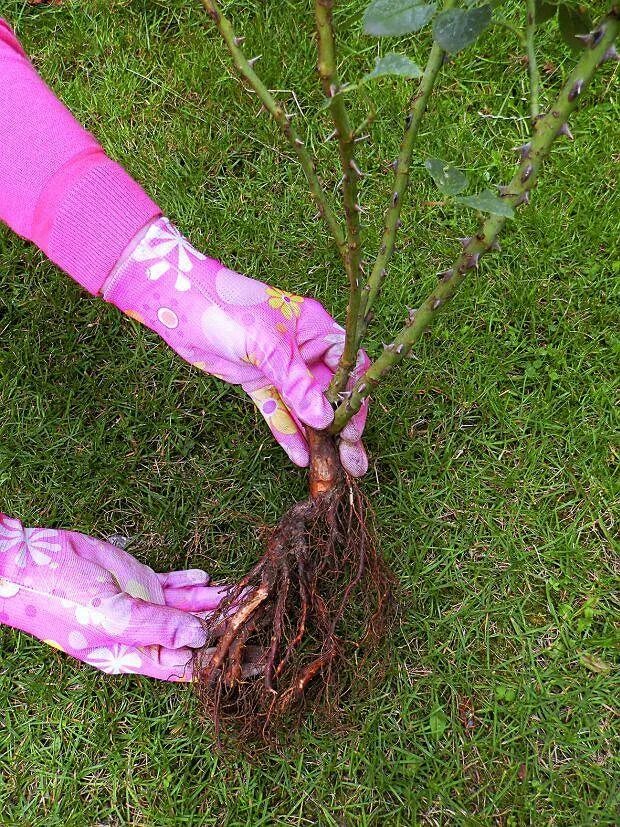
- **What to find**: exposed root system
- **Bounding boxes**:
[194,430,395,742]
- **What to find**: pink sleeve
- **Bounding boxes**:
[0,19,160,295]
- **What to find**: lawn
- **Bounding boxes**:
[0,0,618,824]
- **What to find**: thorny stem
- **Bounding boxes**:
[200,0,347,265]
[331,9,620,432]
[356,1,456,353]
[526,0,540,119]
[314,0,363,400]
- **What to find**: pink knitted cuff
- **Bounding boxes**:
[33,151,161,296]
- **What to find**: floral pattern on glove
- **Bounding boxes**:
[0,517,61,568]
[265,286,304,319]
[85,644,143,675]
[131,217,206,292]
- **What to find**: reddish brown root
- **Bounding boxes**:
[193,431,396,744]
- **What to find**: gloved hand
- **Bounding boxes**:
[0,21,370,473]
[103,217,370,476]
[0,514,234,681]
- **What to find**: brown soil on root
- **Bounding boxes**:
[193,429,396,743]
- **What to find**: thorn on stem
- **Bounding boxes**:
[349,159,363,177]
[294,137,304,147]
[464,253,480,270]
[329,83,338,98]
[513,142,532,160]
[391,159,398,171]
[458,237,471,248]
[392,192,399,206]
[247,55,262,67]
[574,33,594,47]
[490,239,501,252]
[431,298,442,310]
[395,344,404,355]
[325,129,337,142]
[600,45,619,64]
[515,190,530,207]
[568,79,584,102]
[521,164,533,183]
[576,28,604,48]
[559,122,574,140]
[233,36,245,46]
[437,269,453,281]
[407,307,418,323]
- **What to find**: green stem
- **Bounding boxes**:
[526,0,540,119]
[331,9,619,433]
[200,0,347,265]
[314,0,363,401]
[356,0,455,352]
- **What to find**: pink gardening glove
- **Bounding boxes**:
[0,514,234,682]
[103,218,370,476]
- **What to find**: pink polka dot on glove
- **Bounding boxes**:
[103,217,370,476]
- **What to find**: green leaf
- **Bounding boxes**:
[455,190,515,218]
[364,52,422,81]
[558,4,593,52]
[429,708,448,739]
[363,0,437,37]
[579,652,612,675]
[432,4,493,53]
[494,684,517,702]
[335,53,422,101]
[534,0,557,24]
[424,157,468,195]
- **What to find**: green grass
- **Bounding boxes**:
[0,0,618,823]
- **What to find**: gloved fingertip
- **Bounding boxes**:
[157,569,211,588]
[338,439,369,477]
[296,391,334,431]
[340,415,364,443]
[165,584,229,612]
[282,441,310,468]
